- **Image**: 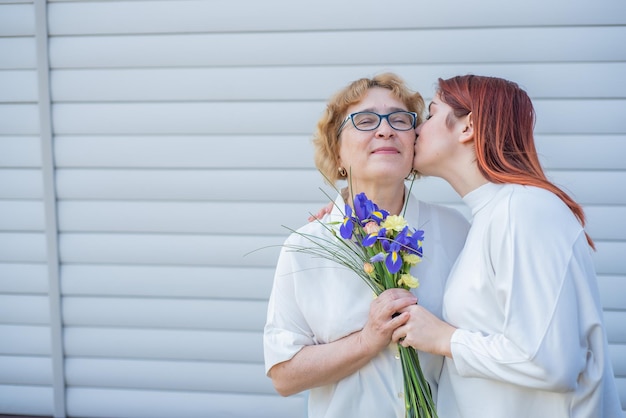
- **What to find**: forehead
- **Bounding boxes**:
[347,87,407,113]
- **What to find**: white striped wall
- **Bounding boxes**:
[0,0,625,417]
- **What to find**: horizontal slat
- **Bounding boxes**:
[0,295,49,325]
[55,200,625,241]
[64,327,263,362]
[61,264,273,300]
[533,100,625,134]
[66,387,303,418]
[584,207,626,241]
[0,37,36,70]
[0,169,43,198]
[594,242,626,275]
[610,344,626,376]
[0,200,44,231]
[55,169,336,202]
[547,171,626,205]
[66,358,273,394]
[52,134,626,171]
[52,102,323,135]
[54,168,626,205]
[58,233,623,272]
[50,62,626,102]
[0,136,41,168]
[0,4,34,37]
[0,263,48,294]
[59,233,283,268]
[536,135,626,170]
[51,100,625,135]
[0,384,53,417]
[54,135,314,169]
[605,311,626,344]
[0,355,52,386]
[0,104,39,134]
[599,276,626,311]
[0,70,37,102]
[58,201,325,235]
[0,324,50,355]
[63,297,266,331]
[0,232,47,263]
[47,0,626,36]
[48,27,626,69]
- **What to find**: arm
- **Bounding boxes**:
[269,288,417,396]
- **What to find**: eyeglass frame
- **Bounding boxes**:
[337,110,418,134]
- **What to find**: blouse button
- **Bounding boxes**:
[397,392,404,398]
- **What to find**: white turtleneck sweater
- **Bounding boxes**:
[438,182,622,417]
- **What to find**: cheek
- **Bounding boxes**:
[415,137,441,166]
[338,140,359,165]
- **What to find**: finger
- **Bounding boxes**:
[391,326,406,343]
[378,289,417,306]
[389,311,410,328]
[387,296,418,314]
[378,300,415,321]
[381,287,414,298]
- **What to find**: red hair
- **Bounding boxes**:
[438,75,594,249]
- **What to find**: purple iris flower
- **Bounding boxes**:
[353,193,388,225]
[361,232,378,247]
[403,228,425,255]
[339,204,355,239]
[385,241,403,274]
[369,252,385,263]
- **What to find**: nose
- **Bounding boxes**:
[375,118,395,138]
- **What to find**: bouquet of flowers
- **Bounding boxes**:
[286,190,437,418]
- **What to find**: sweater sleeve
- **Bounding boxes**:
[263,240,315,375]
[450,190,593,391]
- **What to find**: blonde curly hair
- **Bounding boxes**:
[313,73,424,185]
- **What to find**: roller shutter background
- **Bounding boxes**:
[0,0,624,417]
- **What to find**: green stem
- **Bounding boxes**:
[398,345,438,418]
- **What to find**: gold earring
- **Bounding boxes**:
[338,167,347,177]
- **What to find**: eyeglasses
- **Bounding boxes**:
[338,111,418,134]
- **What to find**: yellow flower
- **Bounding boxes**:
[402,253,422,266]
[381,214,408,232]
[363,262,375,276]
[397,274,419,289]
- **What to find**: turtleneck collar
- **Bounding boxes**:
[462,182,505,217]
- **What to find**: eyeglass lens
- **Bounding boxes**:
[351,112,415,131]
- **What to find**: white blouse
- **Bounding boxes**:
[264,190,470,418]
[439,183,622,418]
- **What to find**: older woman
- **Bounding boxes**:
[263,73,470,417]
[393,75,622,417]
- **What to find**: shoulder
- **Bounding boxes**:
[501,184,578,226]
[492,184,583,244]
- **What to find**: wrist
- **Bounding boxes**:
[441,326,456,358]
[356,329,380,361]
